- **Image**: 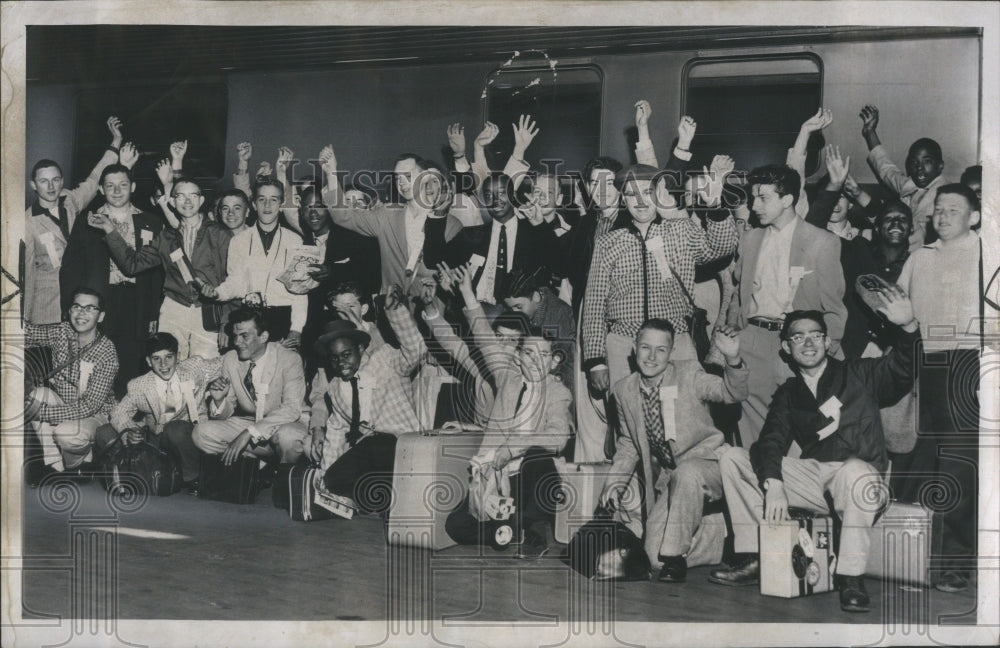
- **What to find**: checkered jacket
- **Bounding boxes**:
[110,356,223,433]
[26,322,118,423]
[317,304,428,470]
[582,213,738,369]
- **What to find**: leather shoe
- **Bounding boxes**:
[658,556,686,583]
[708,555,759,586]
[183,479,200,497]
[935,570,969,593]
[837,575,870,612]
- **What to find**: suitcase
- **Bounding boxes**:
[865,501,942,587]
[198,454,263,504]
[760,512,836,598]
[288,461,340,522]
[554,461,637,544]
[386,430,487,550]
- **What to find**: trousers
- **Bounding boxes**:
[30,386,106,471]
[192,416,307,464]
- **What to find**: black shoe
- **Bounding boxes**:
[183,479,200,496]
[658,556,687,583]
[935,570,969,593]
[837,575,870,612]
[69,461,97,481]
[515,522,555,559]
[708,554,759,586]
[25,463,59,488]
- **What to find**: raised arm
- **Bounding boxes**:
[805,144,850,228]
[319,144,381,238]
[470,121,500,190]
[861,105,910,197]
[274,146,304,234]
[233,141,253,199]
[447,123,472,173]
[87,211,164,276]
[693,327,749,403]
[169,140,187,182]
[383,285,429,376]
[63,116,123,213]
[788,108,833,217]
[859,104,882,151]
[153,158,181,229]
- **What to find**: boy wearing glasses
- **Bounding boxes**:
[710,297,920,613]
[89,178,232,360]
[24,287,119,481]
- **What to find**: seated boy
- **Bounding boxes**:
[24,287,119,480]
[95,333,222,491]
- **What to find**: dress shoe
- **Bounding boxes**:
[837,575,870,612]
[183,479,200,497]
[657,556,687,583]
[25,462,59,488]
[935,570,969,593]
[516,522,557,559]
[708,554,759,586]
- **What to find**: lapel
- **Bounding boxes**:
[740,228,763,307]
[144,374,165,423]
[622,374,650,466]
[788,218,810,269]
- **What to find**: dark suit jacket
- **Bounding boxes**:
[749,328,920,488]
[61,206,164,339]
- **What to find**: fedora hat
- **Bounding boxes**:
[313,320,371,357]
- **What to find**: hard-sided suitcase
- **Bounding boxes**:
[387,430,486,550]
[289,461,339,522]
[865,501,942,587]
[198,454,263,504]
[760,512,836,598]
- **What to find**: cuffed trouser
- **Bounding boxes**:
[446,447,562,546]
[103,283,147,398]
[720,446,885,577]
[30,386,107,471]
[737,326,792,448]
[323,432,397,515]
[640,458,724,567]
[95,420,202,482]
[192,416,306,464]
[158,297,219,360]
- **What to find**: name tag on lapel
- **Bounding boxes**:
[169,248,195,283]
[254,383,269,421]
[659,384,679,442]
[180,380,199,423]
[816,396,842,440]
[140,229,154,246]
[79,361,95,393]
[38,231,62,268]
[469,253,486,269]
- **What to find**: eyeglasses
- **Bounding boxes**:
[69,304,101,314]
[785,331,826,345]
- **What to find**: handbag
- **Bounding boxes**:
[198,454,263,504]
[98,429,183,497]
[561,505,650,581]
[467,458,515,523]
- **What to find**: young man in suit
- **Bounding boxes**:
[600,319,748,582]
[710,296,920,613]
[24,116,123,325]
[192,308,307,468]
[88,177,232,360]
[61,158,164,397]
[310,285,428,515]
[95,333,222,491]
[24,287,119,480]
[726,164,846,447]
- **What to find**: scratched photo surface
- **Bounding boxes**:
[1,2,998,647]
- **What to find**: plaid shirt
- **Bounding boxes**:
[26,322,118,423]
[582,213,738,368]
[317,304,428,471]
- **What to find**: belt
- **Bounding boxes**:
[747,316,784,332]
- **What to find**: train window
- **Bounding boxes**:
[484,64,602,175]
[683,55,823,176]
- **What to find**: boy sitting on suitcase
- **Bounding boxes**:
[709,287,920,613]
[311,285,429,515]
[599,318,749,583]
[95,332,222,493]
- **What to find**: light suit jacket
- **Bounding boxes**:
[111,356,223,433]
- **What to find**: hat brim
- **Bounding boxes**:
[314,329,372,357]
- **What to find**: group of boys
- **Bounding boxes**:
[22,99,984,612]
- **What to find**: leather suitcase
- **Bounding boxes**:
[387,430,486,550]
[288,461,339,522]
[760,512,836,598]
[865,501,942,587]
[198,454,262,504]
[554,461,637,544]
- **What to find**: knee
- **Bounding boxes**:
[162,420,193,440]
[53,420,92,449]
[719,446,748,477]
[669,462,704,492]
[191,424,213,452]
[273,424,306,461]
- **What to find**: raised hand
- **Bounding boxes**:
[119,142,139,169]
[170,140,188,163]
[275,146,294,178]
[155,158,173,187]
[712,325,741,363]
[435,262,457,294]
[282,330,301,350]
[709,154,735,179]
[87,211,115,234]
[801,107,833,133]
[824,144,850,190]
[876,283,917,329]
[447,123,466,157]
[107,116,123,148]
[474,121,500,148]
[677,115,697,149]
[385,284,408,312]
[843,174,862,200]
[237,141,252,168]
[512,114,539,159]
[859,104,880,134]
[518,202,545,227]
[318,144,337,175]
[634,99,652,131]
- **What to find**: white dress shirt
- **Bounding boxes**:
[751,217,798,319]
[475,217,519,304]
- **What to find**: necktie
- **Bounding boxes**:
[164,380,178,415]
[641,387,675,469]
[346,377,362,447]
[494,224,508,301]
[243,362,257,402]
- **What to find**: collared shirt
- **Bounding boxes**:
[639,374,675,469]
[476,216,519,303]
[238,345,274,415]
[155,372,184,417]
[105,206,140,285]
[257,222,279,255]
[751,216,798,319]
[179,214,203,259]
[800,360,828,398]
[826,219,861,241]
[313,231,330,260]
